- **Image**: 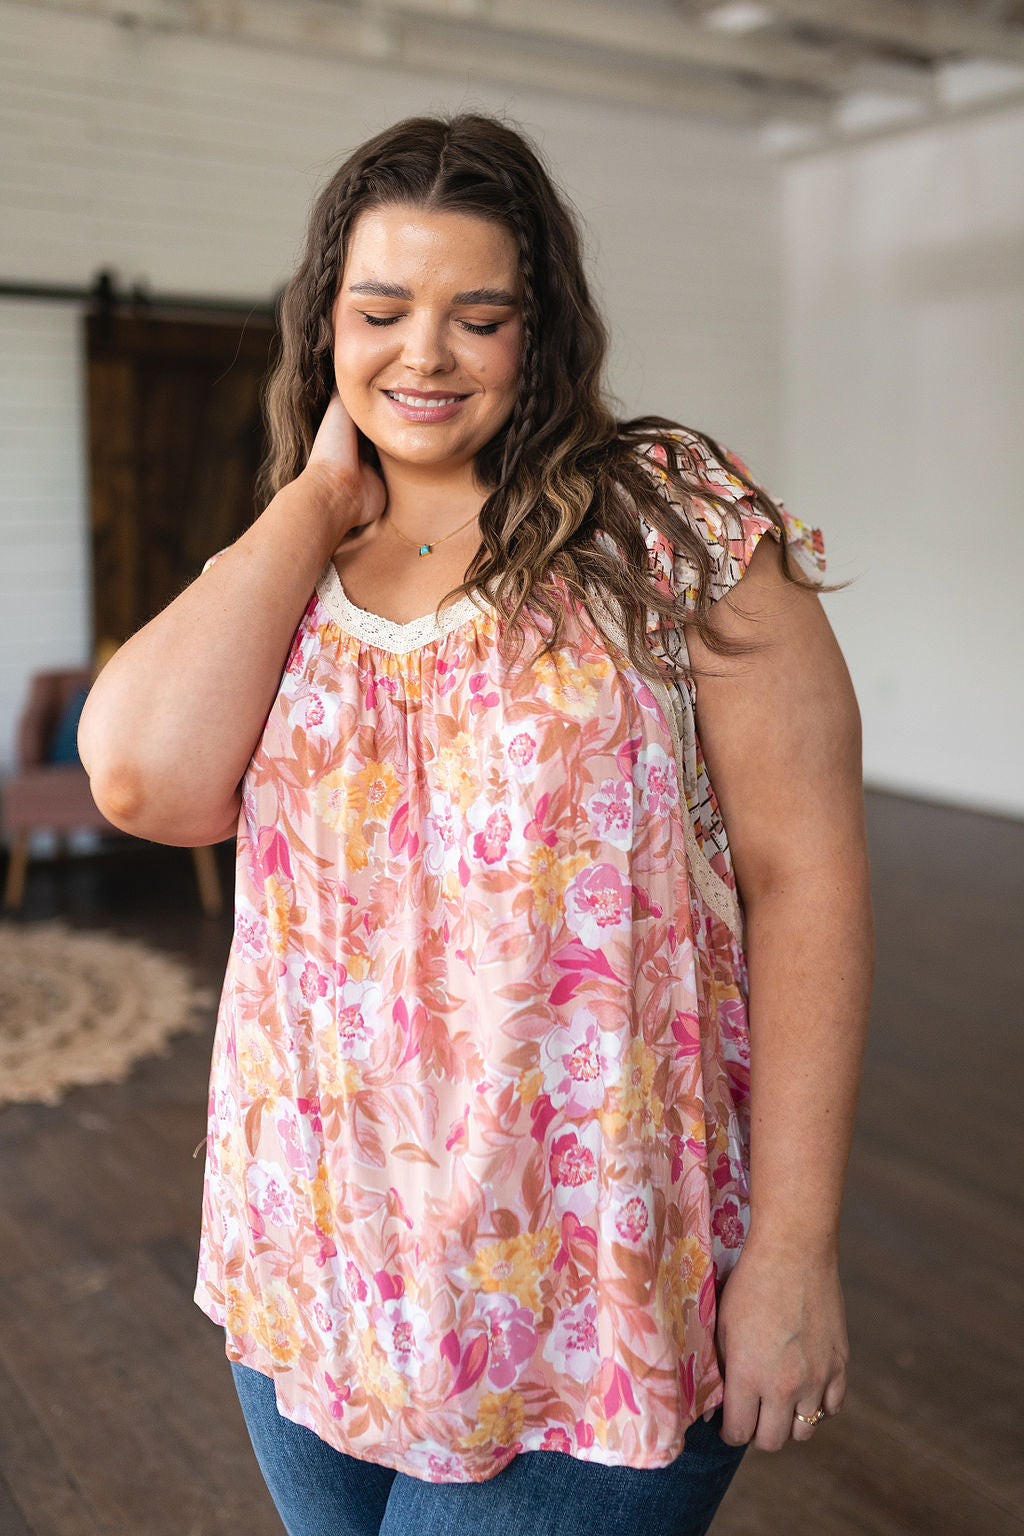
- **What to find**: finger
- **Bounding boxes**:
[753,1396,799,1453]
[719,1380,758,1448]
[821,1370,847,1418]
[789,1395,825,1443]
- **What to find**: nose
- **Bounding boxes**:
[400,311,454,375]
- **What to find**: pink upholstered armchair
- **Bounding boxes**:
[1,667,225,915]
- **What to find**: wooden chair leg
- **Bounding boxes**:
[3,834,30,910]
[191,844,223,918]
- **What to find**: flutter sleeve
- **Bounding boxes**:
[635,433,826,629]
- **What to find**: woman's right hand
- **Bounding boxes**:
[300,391,387,540]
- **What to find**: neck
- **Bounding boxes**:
[377,452,488,535]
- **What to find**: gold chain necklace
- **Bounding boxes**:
[385,507,481,557]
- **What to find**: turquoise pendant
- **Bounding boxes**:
[419,544,431,557]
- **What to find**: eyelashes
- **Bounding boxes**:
[357,312,501,336]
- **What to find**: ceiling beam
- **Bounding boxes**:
[381,0,870,91]
[759,0,1024,65]
[16,0,829,122]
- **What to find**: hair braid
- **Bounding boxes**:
[499,211,543,485]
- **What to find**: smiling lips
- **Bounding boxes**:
[383,388,469,422]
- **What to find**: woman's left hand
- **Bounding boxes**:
[709,1236,850,1451]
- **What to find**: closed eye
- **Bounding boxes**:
[357,312,502,336]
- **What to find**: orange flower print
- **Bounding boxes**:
[354,760,402,823]
[466,1237,544,1310]
[252,1281,302,1366]
[529,846,587,928]
[534,651,613,719]
[435,730,480,813]
[314,768,359,834]
[264,875,291,956]
[460,1389,526,1448]
[357,1325,410,1411]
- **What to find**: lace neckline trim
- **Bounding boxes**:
[315,560,491,654]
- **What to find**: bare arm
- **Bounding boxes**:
[686,535,874,1451]
[78,396,385,847]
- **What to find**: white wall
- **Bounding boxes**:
[0,2,786,777]
[0,299,90,779]
[781,105,1024,817]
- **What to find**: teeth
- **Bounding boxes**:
[389,392,462,407]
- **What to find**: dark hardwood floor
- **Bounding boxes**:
[0,790,1021,1535]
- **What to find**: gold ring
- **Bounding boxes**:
[794,1407,826,1426]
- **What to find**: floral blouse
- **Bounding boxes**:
[193,430,826,1483]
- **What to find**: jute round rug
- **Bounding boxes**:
[0,920,216,1107]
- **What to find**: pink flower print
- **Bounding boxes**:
[540,1426,573,1453]
[540,1010,606,1116]
[472,804,512,865]
[543,1299,600,1383]
[548,1125,600,1216]
[563,863,631,949]
[298,960,329,1005]
[247,1162,296,1228]
[427,1452,465,1479]
[313,1301,334,1335]
[297,1095,323,1133]
[424,791,459,879]
[344,1260,368,1303]
[445,1103,470,1153]
[712,1199,746,1250]
[323,1370,351,1420]
[587,777,633,850]
[276,1109,318,1179]
[468,671,500,715]
[476,1295,538,1391]
[633,743,679,817]
[375,1295,432,1379]
[504,725,538,774]
[255,823,294,881]
[305,692,326,729]
[285,638,307,677]
[717,996,748,1043]
[671,1008,701,1061]
[612,1189,653,1246]
[314,1224,338,1268]
[335,978,383,1061]
[233,911,268,962]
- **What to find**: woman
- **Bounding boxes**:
[79,113,873,1535]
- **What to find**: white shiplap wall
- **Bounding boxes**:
[0,300,90,771]
[0,1,786,777]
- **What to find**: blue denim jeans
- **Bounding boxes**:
[230,1359,747,1536]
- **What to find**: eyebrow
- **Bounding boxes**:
[347,280,518,306]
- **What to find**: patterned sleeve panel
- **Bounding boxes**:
[629,429,826,919]
[635,432,826,628]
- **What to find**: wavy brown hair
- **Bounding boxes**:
[258,111,821,684]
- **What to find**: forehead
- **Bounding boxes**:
[342,204,520,291]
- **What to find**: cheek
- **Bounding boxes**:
[481,331,523,394]
[332,314,389,378]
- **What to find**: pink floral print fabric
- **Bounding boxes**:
[194,429,825,1483]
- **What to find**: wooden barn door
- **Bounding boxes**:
[86,306,277,652]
